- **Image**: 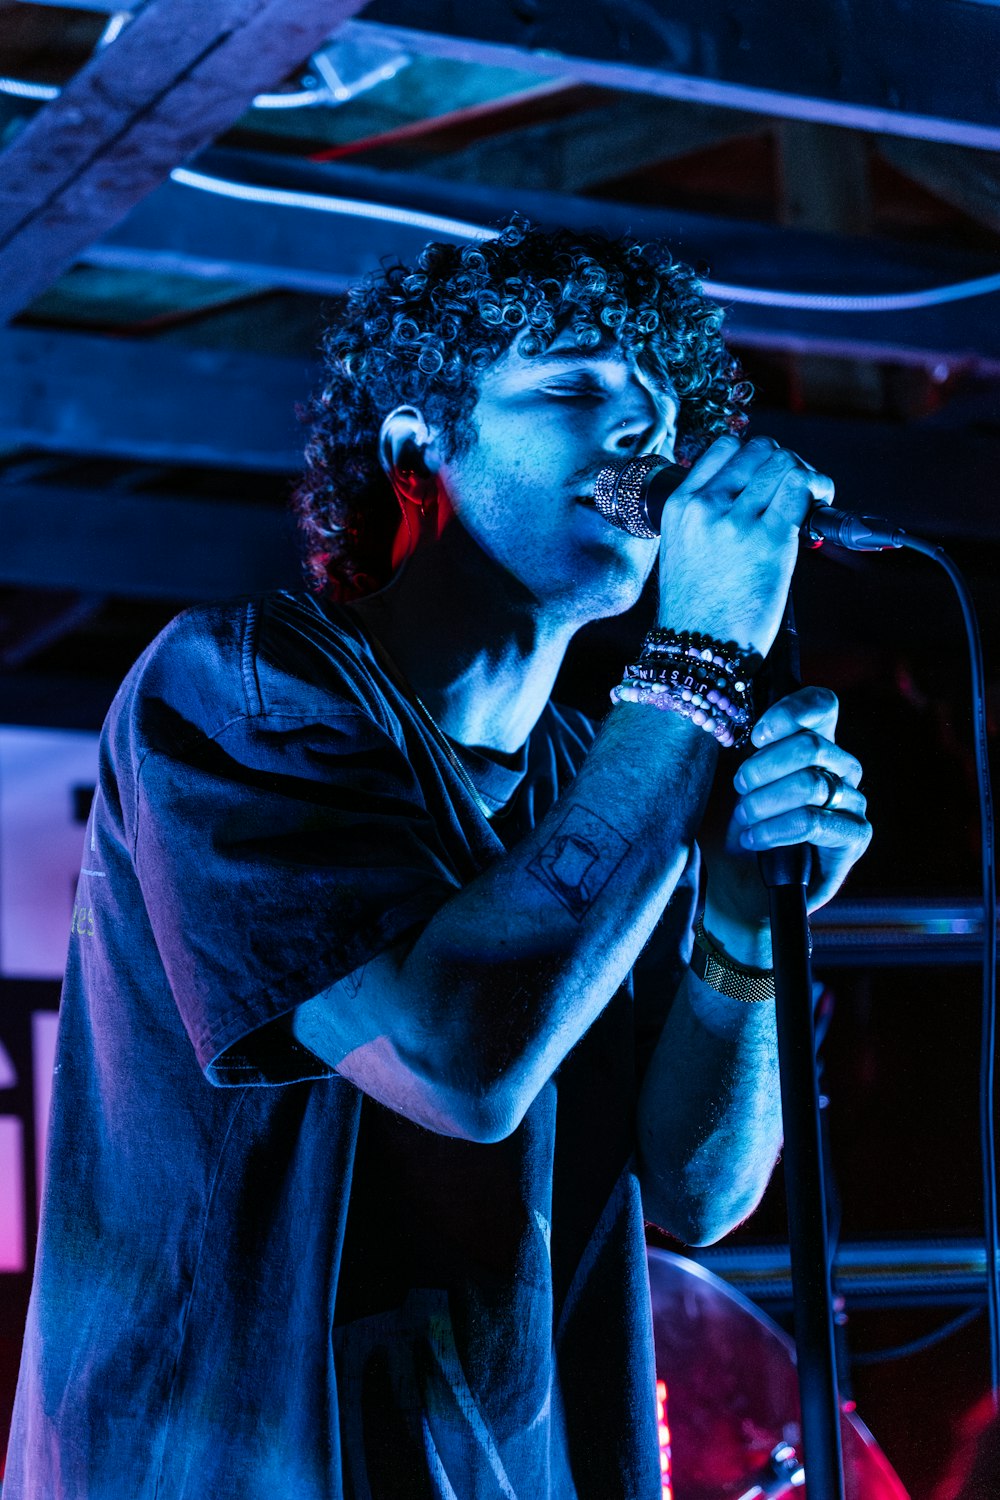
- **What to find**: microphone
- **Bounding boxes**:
[593,453,907,552]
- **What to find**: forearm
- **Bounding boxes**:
[636,966,782,1244]
[299,702,717,1142]
[401,703,718,1134]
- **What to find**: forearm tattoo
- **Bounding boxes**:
[342,961,368,1000]
[527,806,632,921]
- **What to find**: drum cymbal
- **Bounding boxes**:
[647,1248,909,1498]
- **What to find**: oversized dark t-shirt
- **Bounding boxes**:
[6,590,697,1500]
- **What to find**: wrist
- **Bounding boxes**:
[700,899,773,970]
[612,628,754,749]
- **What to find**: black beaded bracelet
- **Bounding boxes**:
[642,627,750,678]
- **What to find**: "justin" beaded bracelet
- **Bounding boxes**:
[610,628,755,746]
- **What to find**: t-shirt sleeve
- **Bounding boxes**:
[133,707,465,1086]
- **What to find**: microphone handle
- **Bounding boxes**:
[639,461,906,552]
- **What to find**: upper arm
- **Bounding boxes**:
[631,848,700,1082]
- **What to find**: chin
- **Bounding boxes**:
[551,558,648,623]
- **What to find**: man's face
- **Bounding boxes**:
[435,325,679,625]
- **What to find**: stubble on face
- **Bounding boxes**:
[435,334,680,627]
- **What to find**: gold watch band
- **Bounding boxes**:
[692,915,776,1004]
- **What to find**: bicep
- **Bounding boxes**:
[631,854,700,1081]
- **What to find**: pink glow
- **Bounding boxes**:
[0,1117,25,1272]
[657,1377,672,1500]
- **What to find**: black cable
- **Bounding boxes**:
[901,535,999,1404]
[851,1305,984,1367]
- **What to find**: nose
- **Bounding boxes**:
[603,388,674,460]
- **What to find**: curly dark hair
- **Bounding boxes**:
[293,214,751,598]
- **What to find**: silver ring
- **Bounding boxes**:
[815,767,847,811]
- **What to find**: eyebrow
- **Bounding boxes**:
[530,347,628,365]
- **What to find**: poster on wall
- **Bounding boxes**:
[0,726,98,1274]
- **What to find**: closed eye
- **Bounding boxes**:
[539,377,608,401]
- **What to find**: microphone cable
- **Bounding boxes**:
[899,535,999,1406]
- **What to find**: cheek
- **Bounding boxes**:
[483,410,595,491]
[447,425,554,507]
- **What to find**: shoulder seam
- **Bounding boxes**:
[241,599,262,718]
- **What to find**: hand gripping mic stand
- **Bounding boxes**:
[758,596,846,1500]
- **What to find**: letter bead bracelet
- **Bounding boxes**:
[610,627,754,748]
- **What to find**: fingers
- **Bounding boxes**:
[735,730,861,797]
[734,766,867,831]
[730,447,835,529]
[731,691,870,858]
[675,432,743,491]
[735,802,872,856]
[684,435,835,529]
[688,434,781,500]
[748,686,841,751]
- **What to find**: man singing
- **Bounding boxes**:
[7,217,871,1498]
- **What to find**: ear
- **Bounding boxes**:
[378,406,442,509]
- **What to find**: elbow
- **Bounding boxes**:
[647,1202,750,1248]
[671,1212,745,1248]
[641,1174,770,1247]
[385,1048,529,1144]
[423,1019,540,1145]
[329,1032,524,1144]
[454,1078,531,1145]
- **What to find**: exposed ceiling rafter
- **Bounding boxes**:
[348,2,1000,150]
[0,327,307,471]
[0,480,300,599]
[875,136,1000,238]
[362,94,768,194]
[2,329,997,563]
[76,151,1000,375]
[0,0,370,324]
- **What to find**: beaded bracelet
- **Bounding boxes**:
[625,656,748,705]
[641,644,747,687]
[641,627,749,679]
[611,624,755,746]
[621,663,751,732]
[611,678,751,747]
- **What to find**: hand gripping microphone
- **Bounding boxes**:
[593,453,908,551]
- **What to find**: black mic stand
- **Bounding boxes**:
[758,596,846,1500]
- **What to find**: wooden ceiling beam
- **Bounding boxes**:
[388,97,769,194]
[775,120,884,413]
[0,327,307,471]
[2,330,998,572]
[351,2,1000,151]
[0,0,370,324]
[875,136,1000,239]
[81,151,1000,374]
[0,480,300,599]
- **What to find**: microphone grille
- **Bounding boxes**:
[593,455,671,539]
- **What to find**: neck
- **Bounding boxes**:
[349,526,577,753]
